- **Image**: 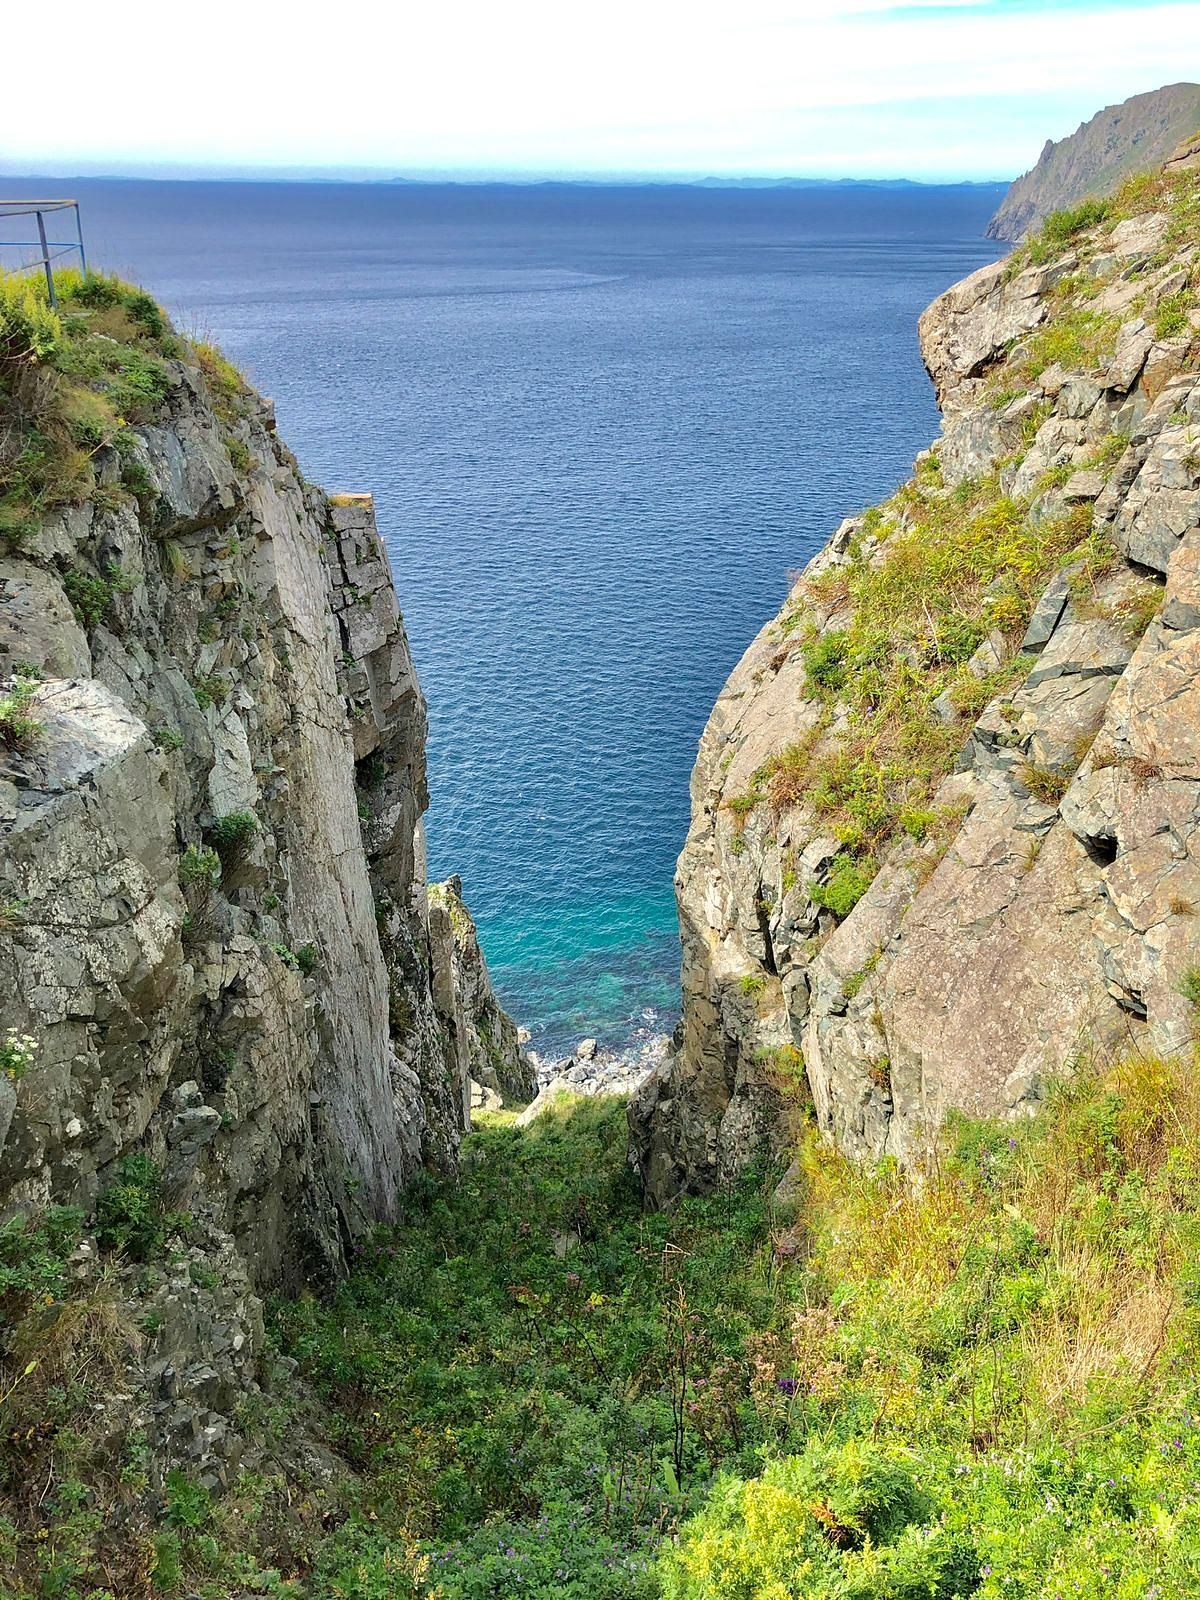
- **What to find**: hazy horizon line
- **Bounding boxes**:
[0,162,1015,190]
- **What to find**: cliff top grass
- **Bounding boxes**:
[0,270,256,551]
[1012,152,1200,272]
[0,269,185,543]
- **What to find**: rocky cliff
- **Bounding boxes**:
[633,145,1200,1206]
[0,276,532,1491]
[987,83,1200,241]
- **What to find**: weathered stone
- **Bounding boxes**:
[633,188,1200,1206]
[0,346,526,1491]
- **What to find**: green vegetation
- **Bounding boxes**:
[208,810,257,854]
[179,844,222,890]
[5,1054,1200,1596]
[758,476,1087,890]
[274,1097,780,1599]
[1024,196,1113,264]
[729,160,1200,921]
[0,270,176,544]
[94,1153,165,1262]
[0,670,43,750]
[808,853,875,919]
[62,563,135,629]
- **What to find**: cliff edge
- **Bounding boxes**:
[633,144,1200,1205]
[0,273,533,1491]
[987,83,1200,241]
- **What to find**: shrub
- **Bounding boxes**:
[208,810,258,862]
[0,670,42,749]
[94,1152,164,1261]
[802,630,849,695]
[179,844,221,890]
[61,564,133,629]
[0,1206,84,1313]
[191,672,226,709]
[808,854,873,919]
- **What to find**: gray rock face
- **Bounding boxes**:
[0,346,523,1480]
[987,83,1200,241]
[632,173,1200,1207]
[428,874,538,1107]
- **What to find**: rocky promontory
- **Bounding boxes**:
[633,144,1200,1206]
[987,82,1200,240]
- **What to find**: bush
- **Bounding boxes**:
[0,670,42,750]
[207,810,258,861]
[94,1152,164,1261]
[809,854,873,919]
[179,844,221,889]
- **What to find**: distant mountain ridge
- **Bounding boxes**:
[987,82,1200,240]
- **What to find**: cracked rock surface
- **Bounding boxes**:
[633,164,1200,1206]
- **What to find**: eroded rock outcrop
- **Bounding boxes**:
[0,321,522,1485]
[633,147,1200,1206]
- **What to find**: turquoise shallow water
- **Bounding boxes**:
[54,177,1004,1055]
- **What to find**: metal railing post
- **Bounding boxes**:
[73,203,87,277]
[0,201,87,298]
[34,208,55,306]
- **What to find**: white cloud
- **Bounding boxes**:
[3,0,1198,177]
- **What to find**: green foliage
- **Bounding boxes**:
[0,669,43,750]
[274,1097,782,1599]
[164,1469,210,1530]
[1025,197,1112,265]
[61,563,134,628]
[191,672,226,710]
[808,854,873,919]
[207,810,258,859]
[179,844,221,889]
[802,629,849,695]
[94,1153,165,1261]
[194,340,248,425]
[0,1206,83,1312]
[664,1050,1200,1600]
[0,269,176,544]
[739,972,767,998]
[1154,288,1195,340]
[152,723,184,753]
[225,434,252,472]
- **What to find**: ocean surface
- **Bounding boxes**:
[29,177,1005,1056]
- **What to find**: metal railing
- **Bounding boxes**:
[0,200,87,306]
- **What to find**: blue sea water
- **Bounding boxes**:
[40,177,1004,1056]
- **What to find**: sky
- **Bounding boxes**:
[4,0,1200,181]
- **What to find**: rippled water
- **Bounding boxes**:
[52,177,1003,1054]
